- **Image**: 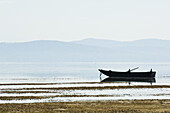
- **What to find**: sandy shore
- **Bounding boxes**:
[1,82,170,112]
[0,100,170,112]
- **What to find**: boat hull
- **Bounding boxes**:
[101,77,156,83]
[99,69,156,78]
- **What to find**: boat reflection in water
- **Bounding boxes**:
[101,77,156,85]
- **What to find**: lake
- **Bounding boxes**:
[1,62,170,103]
[0,62,170,84]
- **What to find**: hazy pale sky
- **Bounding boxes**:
[0,0,170,42]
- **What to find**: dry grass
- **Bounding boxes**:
[2,85,170,91]
[1,83,170,112]
[0,95,123,100]
[0,82,99,86]
[0,100,170,112]
[0,96,53,100]
[1,90,55,94]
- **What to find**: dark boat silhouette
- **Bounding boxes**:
[101,77,156,83]
[99,67,156,78]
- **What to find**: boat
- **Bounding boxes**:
[101,77,156,83]
[98,67,156,78]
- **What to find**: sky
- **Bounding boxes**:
[0,0,170,42]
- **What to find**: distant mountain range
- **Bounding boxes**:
[0,38,170,62]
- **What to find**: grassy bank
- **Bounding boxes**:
[2,85,170,91]
[0,100,170,113]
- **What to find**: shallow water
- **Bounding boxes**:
[0,82,170,103]
[0,90,170,103]
[0,62,170,103]
[0,83,128,89]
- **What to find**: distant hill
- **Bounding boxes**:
[73,38,170,49]
[0,39,170,62]
[72,38,122,48]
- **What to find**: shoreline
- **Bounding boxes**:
[1,85,170,90]
[0,99,170,112]
[1,82,170,112]
[1,83,170,103]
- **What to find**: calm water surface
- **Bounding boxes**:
[0,62,170,84]
[0,62,170,103]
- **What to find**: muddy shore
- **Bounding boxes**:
[1,82,170,112]
[0,100,170,113]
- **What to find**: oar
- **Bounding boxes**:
[130,67,139,72]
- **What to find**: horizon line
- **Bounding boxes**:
[0,38,169,43]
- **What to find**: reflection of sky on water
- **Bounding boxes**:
[0,87,170,103]
[0,62,170,78]
[0,82,170,103]
[0,62,170,103]
[0,83,128,89]
[1,96,170,104]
